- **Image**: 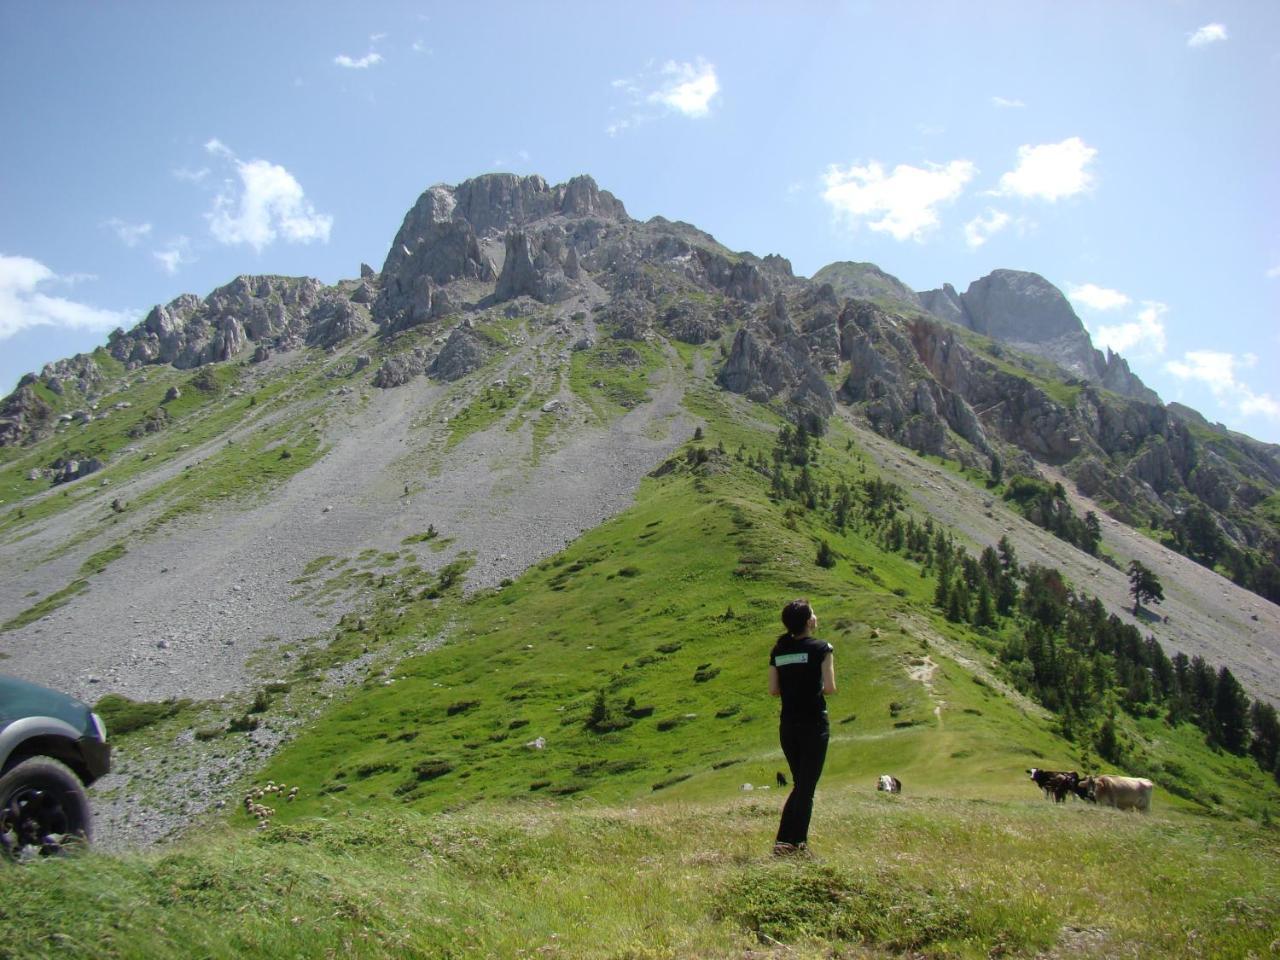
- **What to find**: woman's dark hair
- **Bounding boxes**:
[780,598,813,637]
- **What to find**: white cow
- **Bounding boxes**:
[877,774,902,794]
[1091,775,1153,812]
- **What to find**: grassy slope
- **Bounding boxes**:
[5,348,1279,958]
[6,799,1276,959]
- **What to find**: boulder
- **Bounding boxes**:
[431,323,490,382]
[372,350,430,389]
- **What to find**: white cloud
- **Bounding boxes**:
[103,218,152,248]
[1165,349,1278,422]
[203,141,333,252]
[995,137,1097,201]
[1068,282,1132,311]
[411,39,430,54]
[964,209,1011,249]
[822,159,976,242]
[607,58,720,134]
[1188,23,1228,47]
[1092,301,1167,356]
[0,254,135,340]
[992,96,1025,109]
[650,59,719,117]
[334,52,383,69]
[369,32,387,43]
[1266,264,1280,279]
[153,236,193,275]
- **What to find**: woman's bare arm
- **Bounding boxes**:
[768,665,781,697]
[822,652,836,695]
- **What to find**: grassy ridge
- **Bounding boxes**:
[4,797,1276,958]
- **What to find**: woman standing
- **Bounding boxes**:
[768,598,836,855]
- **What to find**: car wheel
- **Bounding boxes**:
[0,757,92,860]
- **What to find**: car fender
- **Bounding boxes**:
[0,715,83,772]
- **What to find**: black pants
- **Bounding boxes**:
[776,721,829,846]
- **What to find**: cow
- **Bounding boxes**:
[1089,774,1153,812]
[1027,768,1080,803]
[877,774,902,794]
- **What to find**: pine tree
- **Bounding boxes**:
[1250,701,1280,772]
[1213,666,1250,754]
[973,580,997,628]
[1127,560,1164,614]
[816,540,836,569]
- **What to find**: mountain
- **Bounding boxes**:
[918,269,1159,404]
[0,172,1278,876]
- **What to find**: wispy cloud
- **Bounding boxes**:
[202,139,333,252]
[153,236,193,275]
[173,166,210,183]
[1091,301,1168,356]
[822,159,976,242]
[0,254,135,340]
[607,58,720,135]
[964,209,1011,249]
[994,137,1097,201]
[1068,282,1132,311]
[1166,349,1278,421]
[991,96,1025,109]
[334,51,383,69]
[411,39,430,54]
[103,218,152,248]
[369,32,387,43]
[1188,23,1228,47]
[1266,264,1280,279]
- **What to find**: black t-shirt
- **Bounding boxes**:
[769,634,833,725]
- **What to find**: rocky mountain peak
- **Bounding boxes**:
[811,261,920,308]
[958,269,1082,343]
[918,269,1158,404]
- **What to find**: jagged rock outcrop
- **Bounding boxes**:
[918,269,1159,404]
[718,296,835,429]
[41,355,105,398]
[372,349,431,389]
[106,276,326,369]
[307,300,372,349]
[494,228,577,304]
[0,380,52,446]
[50,456,104,485]
[431,322,490,382]
[917,283,967,326]
[605,293,655,341]
[658,300,723,345]
[375,173,627,325]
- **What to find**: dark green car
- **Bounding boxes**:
[0,674,111,858]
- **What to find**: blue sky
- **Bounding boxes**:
[2,1,1277,442]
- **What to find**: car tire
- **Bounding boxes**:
[0,757,92,859]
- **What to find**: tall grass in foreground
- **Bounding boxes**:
[5,792,1277,959]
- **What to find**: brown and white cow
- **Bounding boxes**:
[1088,774,1153,812]
[1027,768,1079,803]
[877,774,902,794]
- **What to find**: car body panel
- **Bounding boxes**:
[0,675,110,785]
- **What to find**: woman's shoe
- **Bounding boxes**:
[772,842,799,857]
